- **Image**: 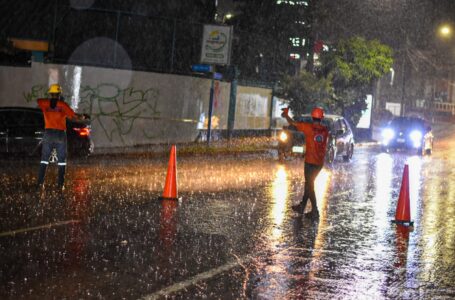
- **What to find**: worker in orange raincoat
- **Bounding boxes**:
[37,84,85,190]
[281,107,329,219]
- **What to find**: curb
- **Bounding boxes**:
[355,141,379,148]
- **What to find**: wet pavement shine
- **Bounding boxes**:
[1,136,455,299]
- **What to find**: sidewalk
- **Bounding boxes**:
[92,136,274,157]
[91,133,385,158]
[90,120,455,157]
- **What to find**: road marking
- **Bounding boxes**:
[0,220,80,237]
[141,243,343,299]
[141,255,252,300]
[142,190,355,299]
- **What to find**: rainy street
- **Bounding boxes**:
[5,0,455,299]
[0,125,454,299]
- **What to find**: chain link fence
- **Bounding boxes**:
[49,5,204,75]
[1,1,276,87]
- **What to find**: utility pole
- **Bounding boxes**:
[400,51,406,116]
[207,73,215,145]
[227,65,238,140]
[400,34,409,117]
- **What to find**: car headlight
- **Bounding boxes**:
[382,128,395,141]
[279,131,288,142]
[410,130,422,147]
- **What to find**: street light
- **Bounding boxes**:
[225,13,234,20]
[434,24,454,122]
[438,24,452,38]
[222,12,234,24]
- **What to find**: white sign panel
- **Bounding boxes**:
[238,93,268,117]
[272,97,287,117]
[201,25,233,65]
[385,102,401,116]
[357,94,373,129]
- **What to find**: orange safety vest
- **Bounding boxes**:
[37,98,75,131]
[294,122,329,166]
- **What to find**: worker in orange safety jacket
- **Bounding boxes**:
[281,106,329,219]
[36,84,85,190]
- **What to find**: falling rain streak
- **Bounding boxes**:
[2,132,455,298]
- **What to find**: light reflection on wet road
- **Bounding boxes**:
[1,137,455,299]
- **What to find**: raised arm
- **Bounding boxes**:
[61,102,88,122]
[70,113,91,125]
[72,113,86,121]
[281,107,296,126]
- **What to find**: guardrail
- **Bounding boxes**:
[429,102,455,115]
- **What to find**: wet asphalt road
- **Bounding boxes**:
[1,134,455,299]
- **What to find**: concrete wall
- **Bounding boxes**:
[0,62,273,148]
[0,66,35,104]
[235,85,272,129]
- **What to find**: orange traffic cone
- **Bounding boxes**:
[392,164,414,226]
[159,145,180,200]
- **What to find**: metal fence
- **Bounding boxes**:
[430,101,455,116]
[50,5,204,75]
[1,2,277,87]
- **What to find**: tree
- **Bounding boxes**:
[319,37,393,126]
[278,37,393,127]
[275,70,333,115]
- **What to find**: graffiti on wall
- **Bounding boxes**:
[24,83,164,144]
[79,84,162,143]
[23,85,48,103]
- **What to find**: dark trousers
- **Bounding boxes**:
[37,129,67,187]
[301,162,323,213]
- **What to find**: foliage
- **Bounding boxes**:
[319,37,393,126]
[280,37,393,126]
[321,37,393,87]
[182,137,271,155]
[275,71,333,115]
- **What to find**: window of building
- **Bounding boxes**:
[290,53,301,60]
[277,0,308,5]
[289,37,306,47]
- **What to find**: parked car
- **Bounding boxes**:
[277,114,355,163]
[381,116,433,155]
[0,107,94,158]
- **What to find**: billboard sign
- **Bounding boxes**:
[201,25,233,65]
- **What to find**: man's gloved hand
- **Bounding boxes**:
[281,107,289,118]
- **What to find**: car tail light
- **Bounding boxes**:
[73,127,90,137]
